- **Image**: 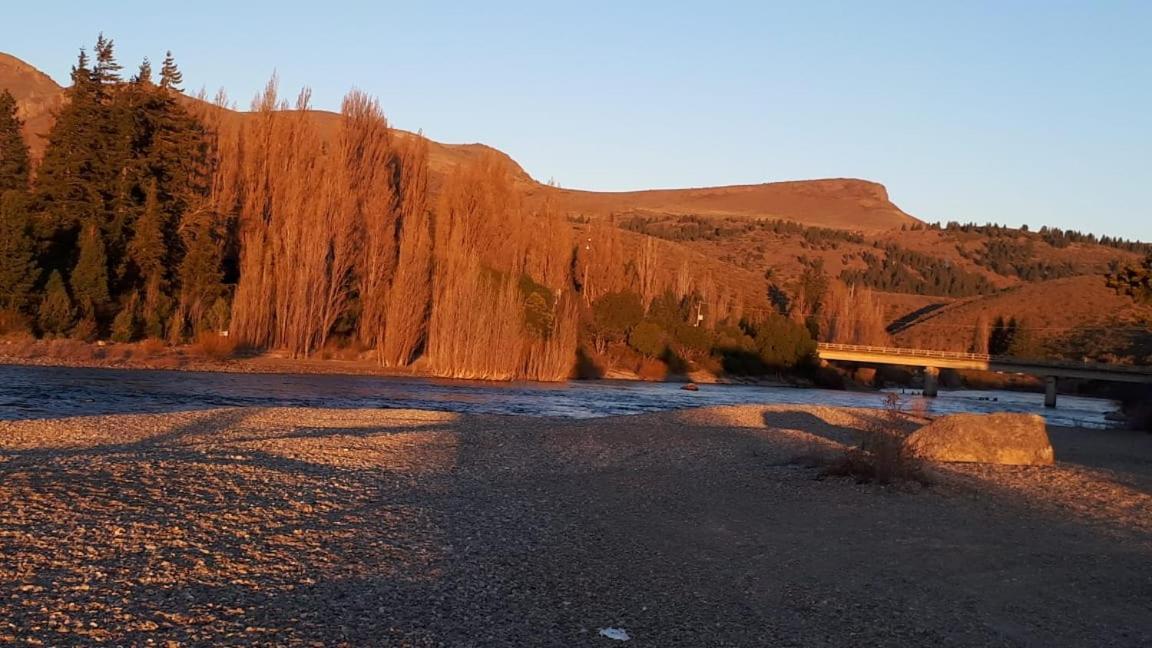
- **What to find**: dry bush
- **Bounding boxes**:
[192,332,236,360]
[138,338,167,358]
[46,339,93,361]
[0,309,32,337]
[636,357,669,381]
[820,394,932,485]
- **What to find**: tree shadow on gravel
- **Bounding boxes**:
[4,407,1152,647]
[0,407,468,646]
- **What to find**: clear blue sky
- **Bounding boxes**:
[4,1,1150,240]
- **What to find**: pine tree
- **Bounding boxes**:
[175,206,224,336]
[92,33,123,85]
[133,58,153,85]
[111,290,140,342]
[0,191,37,311]
[36,48,109,239]
[159,51,183,91]
[129,180,173,337]
[38,271,74,336]
[0,90,29,193]
[71,222,111,321]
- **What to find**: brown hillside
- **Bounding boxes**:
[534,179,918,231]
[1,51,920,232]
[892,275,1152,356]
[0,53,64,158]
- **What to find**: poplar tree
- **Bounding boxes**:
[0,90,29,193]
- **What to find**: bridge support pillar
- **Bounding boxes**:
[923,366,939,398]
[1044,376,1057,408]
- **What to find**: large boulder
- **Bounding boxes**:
[904,413,1054,466]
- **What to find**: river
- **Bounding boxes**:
[0,363,1122,427]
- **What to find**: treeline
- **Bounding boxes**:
[935,221,1152,254]
[585,288,817,375]
[1,37,818,381]
[840,245,997,298]
[956,239,1079,282]
[0,37,222,343]
[619,214,865,249]
[768,260,889,347]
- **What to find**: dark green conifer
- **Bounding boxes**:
[130,181,173,337]
[111,291,140,342]
[176,207,224,335]
[159,51,183,91]
[92,33,123,85]
[0,191,38,311]
[0,90,29,193]
[71,223,111,320]
[133,58,153,85]
[38,271,74,336]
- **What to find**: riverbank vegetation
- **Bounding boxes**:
[0,37,825,381]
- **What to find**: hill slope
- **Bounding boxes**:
[1,51,919,231]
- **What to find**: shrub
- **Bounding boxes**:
[192,331,236,360]
[0,308,31,337]
[672,323,713,358]
[821,394,932,485]
[752,314,816,369]
[628,320,667,358]
[590,291,644,349]
[636,357,668,381]
[139,338,167,357]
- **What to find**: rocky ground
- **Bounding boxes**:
[1,404,1150,647]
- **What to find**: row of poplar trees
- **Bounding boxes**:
[0,35,225,342]
[0,36,775,381]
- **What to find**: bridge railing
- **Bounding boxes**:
[815,343,1152,375]
[816,343,991,362]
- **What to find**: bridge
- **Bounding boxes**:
[815,343,1152,407]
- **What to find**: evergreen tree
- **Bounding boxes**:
[1107,254,1152,304]
[38,271,74,336]
[0,191,37,311]
[71,222,111,321]
[35,48,110,239]
[133,58,153,85]
[159,51,183,91]
[130,180,173,337]
[92,33,123,85]
[176,207,225,335]
[0,90,29,193]
[111,290,140,342]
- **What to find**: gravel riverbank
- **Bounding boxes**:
[2,405,1150,646]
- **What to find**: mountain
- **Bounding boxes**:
[3,51,1148,364]
[0,52,918,232]
[0,52,64,158]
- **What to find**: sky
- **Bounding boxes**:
[3,1,1150,240]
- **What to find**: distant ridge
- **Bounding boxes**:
[1,51,919,231]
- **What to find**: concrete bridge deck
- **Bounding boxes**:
[815,343,1152,406]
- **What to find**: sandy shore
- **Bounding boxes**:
[1,404,1150,646]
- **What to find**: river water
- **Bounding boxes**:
[0,364,1122,428]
